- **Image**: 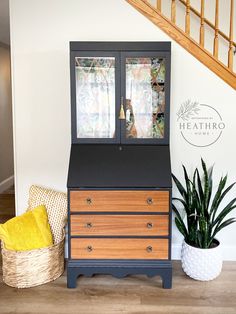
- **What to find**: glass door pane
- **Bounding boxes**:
[74,54,119,142]
[121,53,168,144]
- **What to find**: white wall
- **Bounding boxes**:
[0,43,14,192]
[10,0,236,260]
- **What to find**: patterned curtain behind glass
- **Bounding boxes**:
[75,57,115,138]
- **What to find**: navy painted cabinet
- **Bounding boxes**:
[67,42,172,289]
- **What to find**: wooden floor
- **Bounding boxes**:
[0,189,236,313]
[0,186,15,223]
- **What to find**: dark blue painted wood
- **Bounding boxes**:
[67,145,172,188]
[70,41,171,52]
[67,42,172,290]
[69,41,171,145]
[67,260,172,289]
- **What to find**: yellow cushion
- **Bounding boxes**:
[0,205,53,251]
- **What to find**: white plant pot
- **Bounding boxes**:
[181,239,222,281]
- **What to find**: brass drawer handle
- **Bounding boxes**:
[146,246,153,253]
[86,197,92,205]
[147,197,153,205]
[86,222,93,228]
[147,222,153,229]
[87,245,93,252]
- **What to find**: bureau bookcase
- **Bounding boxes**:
[67,42,172,289]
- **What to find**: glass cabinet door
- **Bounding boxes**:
[71,52,120,143]
[70,49,170,144]
[120,52,169,144]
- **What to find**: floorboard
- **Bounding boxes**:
[0,261,236,314]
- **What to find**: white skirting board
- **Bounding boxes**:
[172,244,236,261]
[0,176,14,194]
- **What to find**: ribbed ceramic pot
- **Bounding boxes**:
[181,239,222,281]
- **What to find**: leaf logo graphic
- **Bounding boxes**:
[177,99,200,121]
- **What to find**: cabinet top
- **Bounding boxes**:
[70,41,171,52]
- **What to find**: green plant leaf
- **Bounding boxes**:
[172,197,190,215]
[206,166,213,210]
[172,203,184,222]
[199,216,209,248]
[210,175,227,217]
[195,168,206,219]
[201,158,210,217]
[175,217,188,239]
[211,181,236,222]
[197,230,203,248]
[172,203,188,237]
[183,165,191,205]
[211,218,236,242]
[172,174,187,200]
[188,224,198,246]
[212,199,236,228]
[192,171,200,213]
[196,169,204,204]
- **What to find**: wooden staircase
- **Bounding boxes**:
[126,0,236,89]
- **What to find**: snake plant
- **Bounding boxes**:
[172,159,236,249]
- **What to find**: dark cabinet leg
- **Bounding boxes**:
[67,268,78,288]
[161,269,172,289]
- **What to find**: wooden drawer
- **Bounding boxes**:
[70,190,169,212]
[70,215,169,236]
[71,238,168,259]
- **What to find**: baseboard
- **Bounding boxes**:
[0,175,14,193]
[172,244,236,261]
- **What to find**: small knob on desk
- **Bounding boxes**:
[147,222,153,229]
[146,246,153,253]
[87,246,93,252]
[147,197,153,205]
[86,198,92,205]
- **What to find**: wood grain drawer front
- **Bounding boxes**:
[71,238,168,259]
[70,191,169,212]
[71,215,169,236]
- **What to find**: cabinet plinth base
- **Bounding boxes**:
[67,259,172,289]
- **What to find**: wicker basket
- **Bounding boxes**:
[1,237,65,288]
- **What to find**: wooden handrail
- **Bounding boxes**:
[178,0,236,48]
[199,0,205,47]
[157,0,161,11]
[126,0,236,89]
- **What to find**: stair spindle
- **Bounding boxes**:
[185,0,190,35]
[157,0,161,11]
[213,0,219,59]
[228,0,234,70]
[171,0,176,24]
[199,0,205,47]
